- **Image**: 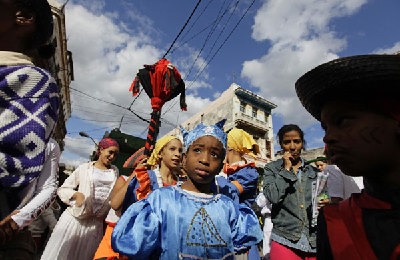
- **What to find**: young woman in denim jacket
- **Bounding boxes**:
[263,124,318,260]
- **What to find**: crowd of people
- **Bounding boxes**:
[1,0,400,259]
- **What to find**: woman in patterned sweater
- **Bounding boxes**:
[0,0,59,259]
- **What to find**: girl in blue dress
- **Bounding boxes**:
[112,122,262,259]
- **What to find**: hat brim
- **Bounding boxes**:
[295,54,400,121]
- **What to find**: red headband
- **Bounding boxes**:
[97,138,119,155]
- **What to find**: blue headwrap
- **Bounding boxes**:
[180,120,227,152]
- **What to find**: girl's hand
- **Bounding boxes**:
[136,157,148,170]
[282,151,294,171]
[317,198,330,209]
[73,192,85,207]
[0,210,20,245]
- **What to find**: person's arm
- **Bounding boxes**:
[232,202,263,253]
[110,158,147,210]
[11,140,60,229]
[263,162,297,204]
[57,164,84,206]
[111,196,161,258]
[110,175,132,211]
[229,167,259,195]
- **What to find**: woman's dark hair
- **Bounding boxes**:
[277,124,306,148]
[14,0,54,56]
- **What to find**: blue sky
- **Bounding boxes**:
[60,0,400,165]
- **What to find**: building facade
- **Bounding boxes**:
[167,83,277,164]
[35,0,73,150]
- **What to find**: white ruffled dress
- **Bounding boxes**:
[41,162,118,260]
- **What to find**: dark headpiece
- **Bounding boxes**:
[295,54,400,121]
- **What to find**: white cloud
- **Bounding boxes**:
[60,156,89,168]
[374,41,400,54]
[64,3,213,155]
[63,135,96,158]
[242,0,367,127]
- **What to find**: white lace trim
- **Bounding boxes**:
[173,186,221,203]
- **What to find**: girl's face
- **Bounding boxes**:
[280,130,303,160]
[321,100,400,177]
[225,148,242,165]
[315,161,328,172]
[159,139,182,170]
[183,136,224,185]
[98,146,119,167]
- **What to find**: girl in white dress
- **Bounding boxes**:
[41,138,120,260]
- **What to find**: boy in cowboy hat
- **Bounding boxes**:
[295,54,400,259]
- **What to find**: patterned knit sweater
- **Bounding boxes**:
[0,52,59,188]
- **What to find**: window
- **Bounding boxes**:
[252,107,257,118]
[265,113,268,122]
[240,102,246,113]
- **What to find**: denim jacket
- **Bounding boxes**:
[263,158,318,247]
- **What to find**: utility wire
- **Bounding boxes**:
[67,120,139,134]
[184,0,229,80]
[203,0,239,63]
[162,0,203,59]
[169,22,214,55]
[163,0,255,116]
[188,0,256,90]
[119,89,143,129]
[170,0,215,54]
[70,87,150,124]
[71,116,140,123]
[70,87,175,128]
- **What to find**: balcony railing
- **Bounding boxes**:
[234,112,269,132]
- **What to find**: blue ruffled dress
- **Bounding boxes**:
[112,185,262,259]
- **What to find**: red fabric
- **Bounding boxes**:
[390,244,400,260]
[146,59,183,111]
[134,167,152,201]
[270,241,316,260]
[123,147,145,169]
[129,76,140,95]
[324,192,391,260]
[223,162,255,176]
[97,138,119,155]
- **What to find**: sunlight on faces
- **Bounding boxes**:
[183,136,225,185]
[98,146,119,167]
[280,130,303,161]
[158,139,183,170]
[321,100,400,177]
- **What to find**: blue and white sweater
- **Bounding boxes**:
[0,51,59,189]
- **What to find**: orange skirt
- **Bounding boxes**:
[93,224,119,260]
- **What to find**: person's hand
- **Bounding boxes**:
[0,210,20,245]
[73,192,85,207]
[282,151,294,171]
[317,198,330,209]
[136,157,148,170]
